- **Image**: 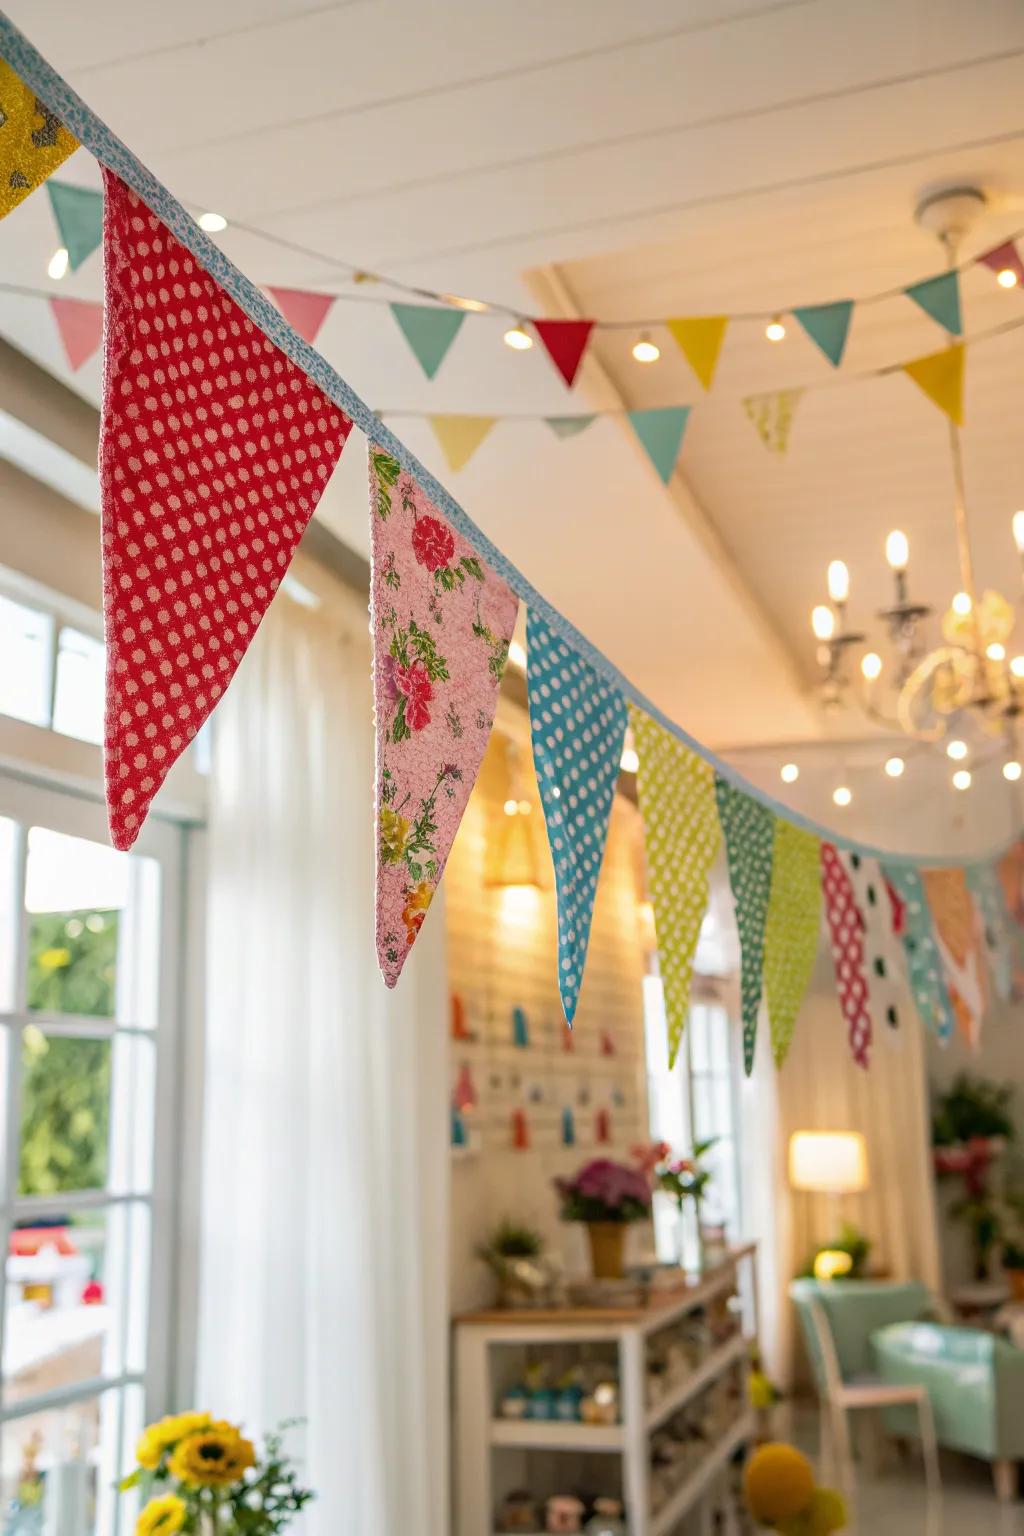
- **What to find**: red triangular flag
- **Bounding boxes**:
[532,318,595,387]
[821,843,872,1068]
[100,171,353,849]
[49,297,103,371]
[979,241,1024,288]
[267,286,335,344]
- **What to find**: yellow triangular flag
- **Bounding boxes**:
[0,61,78,221]
[902,343,964,426]
[666,315,729,390]
[429,414,497,472]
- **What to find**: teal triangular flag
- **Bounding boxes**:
[389,303,466,378]
[714,777,775,1075]
[904,271,961,336]
[546,415,596,439]
[882,864,958,1043]
[792,300,854,367]
[627,406,691,483]
[46,182,104,271]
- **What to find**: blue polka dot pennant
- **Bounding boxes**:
[526,610,628,1025]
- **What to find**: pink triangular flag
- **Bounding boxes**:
[532,318,595,387]
[978,241,1024,289]
[821,843,872,1068]
[267,286,336,344]
[368,443,518,987]
[49,297,103,371]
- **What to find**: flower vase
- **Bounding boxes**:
[675,1200,703,1277]
[586,1222,626,1280]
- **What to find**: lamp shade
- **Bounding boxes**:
[788,1131,868,1194]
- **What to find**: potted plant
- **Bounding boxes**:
[476,1219,553,1308]
[654,1138,717,1272]
[554,1159,652,1280]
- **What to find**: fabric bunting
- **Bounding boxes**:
[267,287,335,345]
[965,862,1014,1004]
[532,318,594,388]
[49,296,102,370]
[628,406,691,483]
[46,180,103,270]
[99,171,354,850]
[838,851,903,1042]
[429,414,497,472]
[904,271,961,336]
[0,59,77,220]
[527,611,627,1023]
[979,241,1024,288]
[882,865,957,1043]
[666,316,729,389]
[792,300,854,368]
[821,843,872,1067]
[369,445,517,987]
[742,388,802,454]
[921,867,988,1047]
[715,778,775,1074]
[630,706,720,1067]
[545,415,596,439]
[390,302,466,378]
[763,820,821,1067]
[902,343,964,426]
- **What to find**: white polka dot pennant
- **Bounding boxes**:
[838,850,904,1047]
[763,819,821,1068]
[714,776,775,1075]
[526,610,627,1025]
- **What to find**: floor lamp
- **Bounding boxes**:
[788,1131,869,1278]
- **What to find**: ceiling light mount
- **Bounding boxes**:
[913,185,987,247]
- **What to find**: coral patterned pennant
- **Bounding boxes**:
[99,171,353,849]
[821,843,872,1068]
[921,867,989,1048]
[369,444,517,987]
[714,777,774,1075]
[838,850,904,1043]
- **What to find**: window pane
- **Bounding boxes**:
[52,627,105,747]
[4,1204,150,1405]
[0,1387,122,1536]
[0,596,53,728]
[108,1035,156,1197]
[0,816,18,1012]
[709,1007,731,1074]
[19,1032,112,1197]
[689,1004,711,1073]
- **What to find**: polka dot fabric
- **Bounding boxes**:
[630,704,721,1068]
[526,610,628,1025]
[763,820,821,1068]
[99,171,352,849]
[882,864,957,1043]
[714,777,775,1075]
[821,842,872,1068]
[838,850,903,1043]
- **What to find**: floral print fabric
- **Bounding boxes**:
[369,445,518,987]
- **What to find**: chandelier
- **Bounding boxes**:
[809,186,1024,792]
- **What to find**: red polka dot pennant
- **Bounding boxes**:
[821,841,872,1068]
[99,171,353,850]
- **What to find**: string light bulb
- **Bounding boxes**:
[503,798,519,817]
[1004,761,1022,782]
[811,605,836,642]
[884,756,905,778]
[780,763,799,784]
[47,246,69,281]
[198,211,227,233]
[832,786,852,807]
[632,333,660,364]
[1013,511,1024,553]
[953,768,972,791]
[619,745,639,774]
[1012,656,1024,679]
[885,530,909,572]
[765,316,786,342]
[507,640,526,669]
[997,267,1019,289]
[827,560,850,605]
[987,642,1007,662]
[951,591,972,616]
[861,652,882,681]
[503,323,533,351]
[946,739,968,761]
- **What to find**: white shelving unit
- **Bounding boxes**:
[454,1244,757,1536]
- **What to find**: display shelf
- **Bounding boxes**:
[645,1330,746,1433]
[650,1410,755,1536]
[490,1418,624,1452]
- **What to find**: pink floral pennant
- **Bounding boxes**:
[369,444,518,986]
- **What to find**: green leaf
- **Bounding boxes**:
[371,450,402,519]
[392,697,411,743]
[460,555,485,582]
[437,567,456,592]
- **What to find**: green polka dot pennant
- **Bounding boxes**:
[630,705,720,1068]
[526,610,628,1025]
[714,776,775,1075]
[881,864,957,1043]
[763,820,821,1068]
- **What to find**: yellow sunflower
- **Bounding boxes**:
[137,1412,212,1470]
[136,1494,186,1536]
[379,804,414,864]
[168,1421,256,1488]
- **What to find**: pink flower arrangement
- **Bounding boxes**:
[555,1158,653,1225]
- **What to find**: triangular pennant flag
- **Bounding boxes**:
[666,316,729,390]
[532,318,595,388]
[742,388,802,453]
[821,843,872,1068]
[369,443,517,987]
[882,864,957,1043]
[902,344,964,426]
[965,863,1014,1004]
[49,296,103,371]
[100,171,354,850]
[921,867,989,1047]
[267,286,336,345]
[839,850,904,1042]
[630,705,721,1067]
[714,777,775,1075]
[526,609,628,1024]
[389,302,466,378]
[627,406,691,484]
[763,820,821,1067]
[545,415,596,439]
[46,180,104,271]
[0,60,78,221]
[979,241,1024,289]
[904,270,961,336]
[995,841,1024,999]
[428,414,497,472]
[792,300,854,367]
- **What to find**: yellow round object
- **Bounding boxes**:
[806,1487,847,1534]
[743,1443,816,1524]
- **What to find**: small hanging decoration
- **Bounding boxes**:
[594,1107,612,1145]
[561,1105,576,1147]
[511,1108,531,1151]
[512,1006,530,1049]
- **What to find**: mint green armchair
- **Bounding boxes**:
[789,1277,932,1387]
[873,1322,1024,1500]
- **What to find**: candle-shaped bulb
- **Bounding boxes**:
[827,560,849,605]
[811,605,836,641]
[885,530,909,572]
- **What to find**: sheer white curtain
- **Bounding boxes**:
[196,588,449,1536]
